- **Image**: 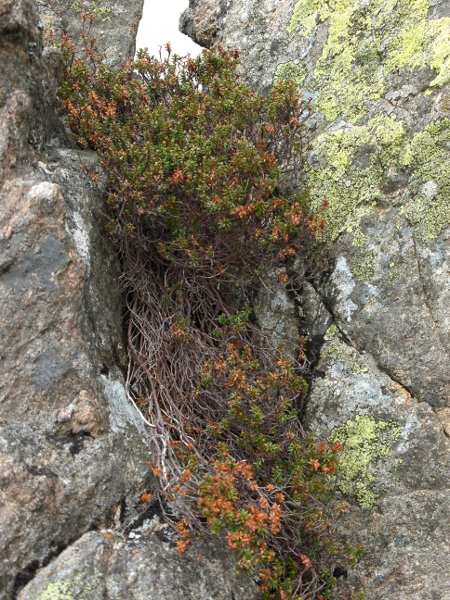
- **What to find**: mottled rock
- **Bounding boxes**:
[323,214,450,407]
[180,0,229,48]
[0,1,151,598]
[183,0,450,598]
[307,327,450,599]
[38,0,144,66]
[18,529,259,600]
[255,269,299,356]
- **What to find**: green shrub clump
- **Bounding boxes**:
[56,17,345,600]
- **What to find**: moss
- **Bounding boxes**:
[329,416,401,508]
[274,62,306,88]
[288,0,450,122]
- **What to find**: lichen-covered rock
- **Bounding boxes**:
[184,0,450,407]
[307,327,450,599]
[0,1,151,598]
[18,529,259,600]
[183,1,450,597]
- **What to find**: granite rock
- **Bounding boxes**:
[1,2,263,599]
[37,0,143,67]
[183,1,450,597]
[18,529,259,600]
[0,1,151,598]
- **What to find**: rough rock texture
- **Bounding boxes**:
[180,0,230,48]
[18,528,259,600]
[37,0,143,66]
[255,269,299,356]
[182,1,450,598]
[0,0,153,598]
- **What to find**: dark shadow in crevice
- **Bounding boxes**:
[11,516,113,598]
[11,538,72,599]
[11,560,40,599]
[333,566,348,579]
[123,499,163,536]
[56,430,93,455]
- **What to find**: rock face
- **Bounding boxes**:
[37,0,143,66]
[182,1,450,598]
[18,529,259,600]
[0,0,150,597]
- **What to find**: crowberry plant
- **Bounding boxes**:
[55,16,349,599]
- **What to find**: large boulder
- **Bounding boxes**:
[0,0,152,597]
[182,1,450,598]
[18,528,259,600]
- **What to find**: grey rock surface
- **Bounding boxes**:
[0,0,151,598]
[18,529,259,600]
[183,0,450,598]
[180,0,230,48]
[307,328,450,599]
[38,0,143,66]
[255,269,299,357]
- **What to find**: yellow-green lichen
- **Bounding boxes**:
[351,363,369,375]
[274,62,306,88]
[329,415,401,508]
[401,119,450,239]
[323,324,339,341]
[383,0,429,72]
[34,571,101,600]
[309,115,406,242]
[288,0,450,122]
[71,1,112,21]
[428,18,450,87]
[322,327,372,373]
[385,262,402,285]
[34,580,76,600]
[310,113,450,244]
[352,250,375,281]
[321,324,345,360]
[286,0,450,249]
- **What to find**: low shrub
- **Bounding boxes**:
[55,17,346,599]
